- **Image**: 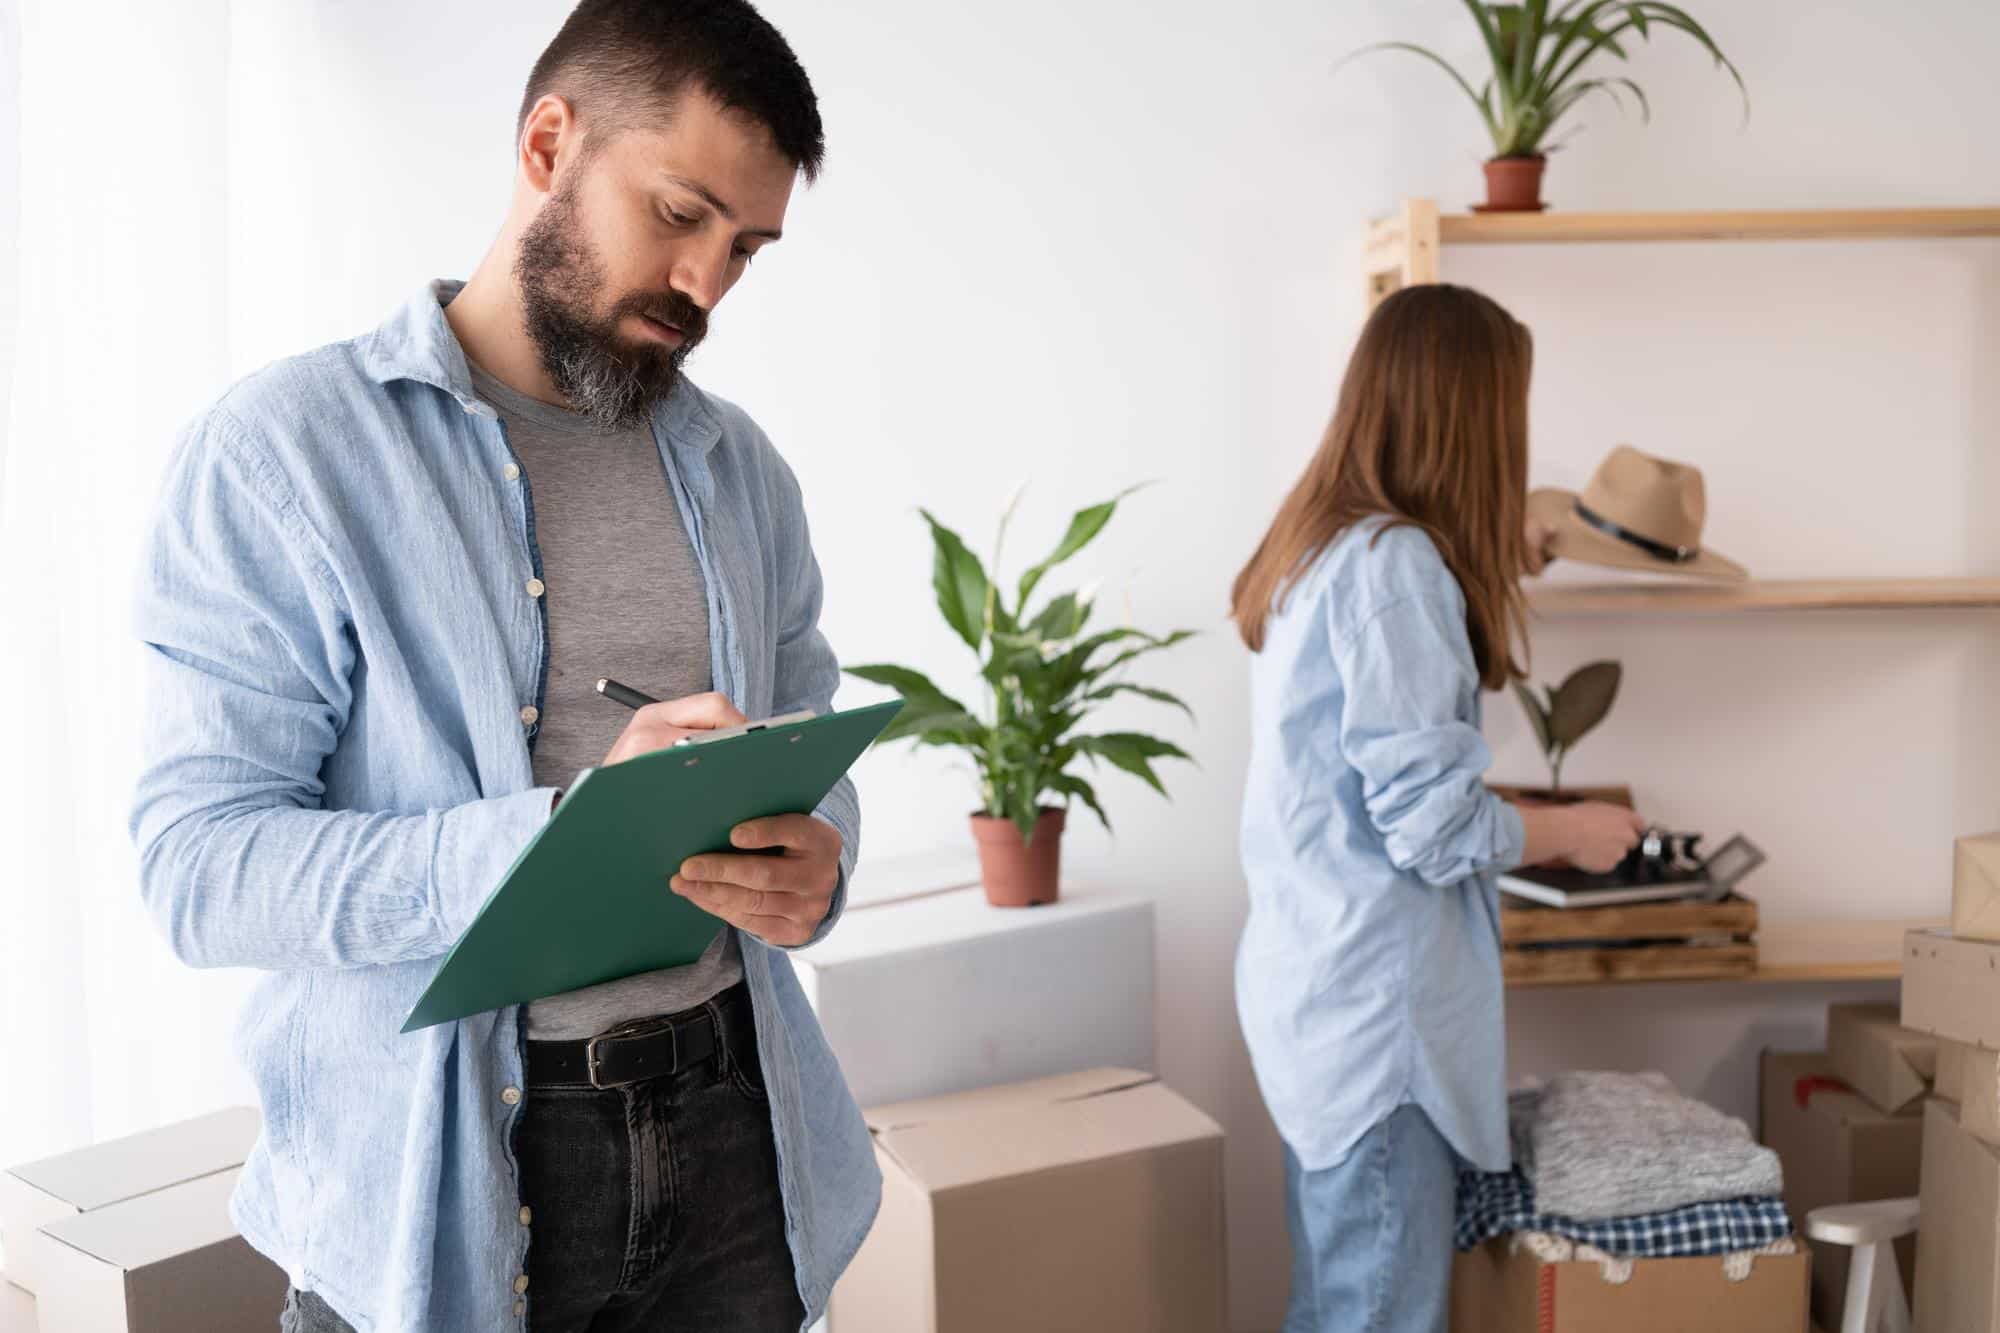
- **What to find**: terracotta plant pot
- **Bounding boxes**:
[1480,155,1547,212]
[970,807,1066,908]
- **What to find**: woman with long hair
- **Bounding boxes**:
[1231,284,1645,1333]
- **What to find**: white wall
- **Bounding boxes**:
[218,3,2000,1329]
[0,0,18,496]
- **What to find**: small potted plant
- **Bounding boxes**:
[1502,660,1628,807]
[846,488,1196,907]
[1342,1,1747,211]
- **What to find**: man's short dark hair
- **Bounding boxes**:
[519,0,824,182]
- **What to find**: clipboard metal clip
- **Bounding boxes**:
[672,709,818,748]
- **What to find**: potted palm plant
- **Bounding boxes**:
[1344,1,1747,211]
[846,487,1197,907]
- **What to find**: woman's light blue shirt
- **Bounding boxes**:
[1237,518,1526,1173]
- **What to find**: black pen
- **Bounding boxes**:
[595,677,659,710]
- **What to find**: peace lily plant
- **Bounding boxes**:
[1345,1,1747,211]
[846,487,1196,907]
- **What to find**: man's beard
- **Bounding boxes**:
[514,181,710,432]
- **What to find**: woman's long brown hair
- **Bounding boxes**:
[1230,283,1532,689]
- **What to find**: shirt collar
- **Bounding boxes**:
[359,279,721,454]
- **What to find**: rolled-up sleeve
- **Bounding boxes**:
[1331,592,1526,887]
[128,412,558,971]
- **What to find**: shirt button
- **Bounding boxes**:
[525,577,545,598]
[515,1274,530,1294]
[500,1085,522,1106]
[514,1301,526,1318]
[519,705,539,727]
[502,462,521,481]
[518,1205,533,1225]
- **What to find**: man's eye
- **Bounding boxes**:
[733,247,756,265]
[664,207,698,227]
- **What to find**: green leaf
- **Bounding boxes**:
[1051,772,1112,833]
[1548,660,1622,747]
[1461,0,1515,88]
[919,509,991,653]
[1073,732,1193,798]
[882,708,984,748]
[1088,629,1200,684]
[1016,485,1147,609]
[1028,590,1093,643]
[1510,679,1553,754]
[1081,682,1197,722]
[843,663,974,717]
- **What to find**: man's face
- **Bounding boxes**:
[514,91,797,430]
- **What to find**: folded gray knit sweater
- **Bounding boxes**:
[1517,1071,1784,1221]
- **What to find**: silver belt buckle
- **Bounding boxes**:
[585,1022,677,1089]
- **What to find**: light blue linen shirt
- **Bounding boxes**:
[1236,517,1527,1174]
[127,281,879,1332]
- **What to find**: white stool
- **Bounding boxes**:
[1804,1196,1919,1333]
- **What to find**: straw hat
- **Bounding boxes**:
[1527,445,1747,582]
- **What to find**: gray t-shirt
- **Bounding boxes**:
[466,360,742,1039]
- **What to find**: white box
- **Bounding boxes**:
[1,1108,258,1296]
[796,885,1155,1109]
[1,1272,36,1331]
[34,1168,286,1333]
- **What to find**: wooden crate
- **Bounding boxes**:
[1502,894,1759,987]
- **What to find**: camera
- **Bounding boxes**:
[1616,828,1704,884]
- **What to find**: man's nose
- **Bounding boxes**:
[671,248,728,314]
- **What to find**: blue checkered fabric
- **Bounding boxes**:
[1456,1167,1794,1257]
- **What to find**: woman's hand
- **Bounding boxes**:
[1514,799,1647,872]
[1560,801,1648,873]
[1523,514,1557,576]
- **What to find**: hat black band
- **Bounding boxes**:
[1573,501,1697,564]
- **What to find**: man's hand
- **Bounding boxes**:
[670,814,843,947]
[599,692,747,766]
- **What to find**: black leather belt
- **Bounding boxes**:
[524,993,733,1090]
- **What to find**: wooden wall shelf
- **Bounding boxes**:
[1438,207,2000,247]
[1361,199,2000,308]
[1749,919,1938,984]
[1526,578,2000,616]
[1504,917,1941,988]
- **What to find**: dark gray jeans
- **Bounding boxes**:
[279,983,803,1332]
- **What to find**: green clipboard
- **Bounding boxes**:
[401,699,903,1032]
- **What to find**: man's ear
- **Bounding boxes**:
[517,94,577,197]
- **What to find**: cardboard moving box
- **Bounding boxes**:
[1827,1003,1935,1113]
[0,1108,258,1296]
[1955,831,2000,942]
[1915,1099,2000,1333]
[1902,928,2000,1048]
[1962,1044,2000,1148]
[1759,1050,1922,1325]
[1940,1038,1978,1103]
[831,1068,1226,1333]
[32,1168,285,1333]
[1448,1236,1808,1333]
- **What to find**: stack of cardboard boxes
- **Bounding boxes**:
[0,1107,285,1332]
[1758,1008,1929,1327]
[1898,831,2000,1332]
